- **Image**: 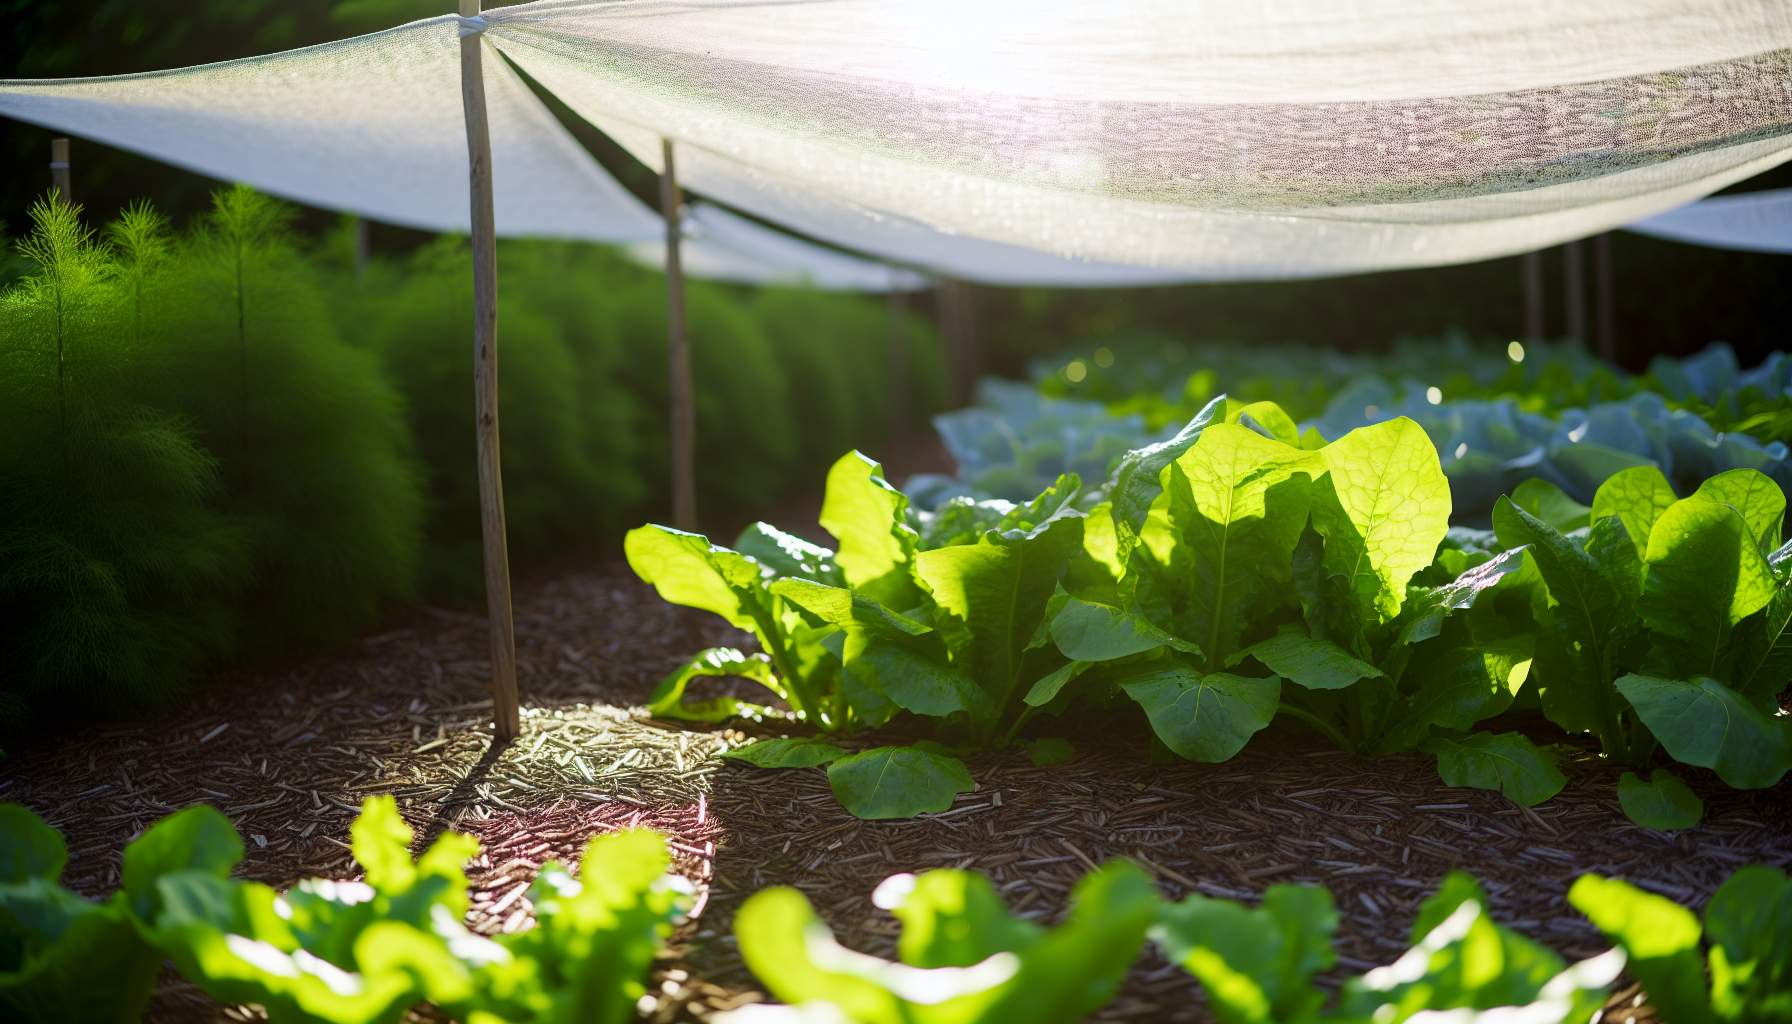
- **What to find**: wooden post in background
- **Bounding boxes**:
[1594,233,1617,364]
[660,139,697,532]
[458,0,520,741]
[1562,240,1587,347]
[887,284,910,438]
[1522,250,1545,343]
[49,138,71,202]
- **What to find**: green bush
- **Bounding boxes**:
[0,197,250,725]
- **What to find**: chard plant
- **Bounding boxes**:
[1493,464,1792,827]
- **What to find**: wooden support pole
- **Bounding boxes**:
[1522,250,1546,343]
[886,285,910,438]
[49,138,71,203]
[458,0,520,741]
[1562,240,1587,347]
[660,138,697,531]
[1594,233,1617,364]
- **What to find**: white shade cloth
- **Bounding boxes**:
[0,16,662,241]
[1628,188,1792,254]
[625,202,931,292]
[482,0,1792,279]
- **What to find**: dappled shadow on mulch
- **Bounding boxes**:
[5,556,1787,1022]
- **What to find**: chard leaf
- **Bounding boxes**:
[1312,418,1452,624]
[881,870,1041,968]
[1228,627,1382,691]
[1614,674,1792,789]
[914,514,1083,714]
[722,737,849,769]
[1109,396,1230,572]
[1159,423,1315,663]
[1424,732,1566,807]
[1119,666,1279,763]
[1398,546,1533,646]
[646,648,783,724]
[772,577,931,640]
[976,862,1158,1022]
[735,522,842,585]
[1151,884,1335,1024]
[827,746,974,820]
[1591,464,1678,551]
[121,805,243,922]
[0,881,161,1024]
[1731,567,1792,708]
[1569,875,1713,1024]
[819,452,920,608]
[1639,496,1777,678]
[1617,770,1704,830]
[1692,468,1786,555]
[840,636,986,719]
[0,805,66,884]
[626,525,768,633]
[1050,597,1199,662]
[1512,477,1592,533]
[1704,865,1792,1020]
[1379,633,1531,753]
[1232,401,1301,447]
[1023,660,1093,708]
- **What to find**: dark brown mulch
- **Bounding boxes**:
[3,429,1787,1020]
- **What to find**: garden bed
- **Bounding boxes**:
[7,552,1786,1022]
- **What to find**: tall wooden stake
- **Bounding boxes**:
[1562,240,1587,347]
[660,139,697,531]
[1594,233,1617,363]
[49,138,71,202]
[1522,251,1545,343]
[459,0,520,741]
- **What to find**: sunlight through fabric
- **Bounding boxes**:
[1628,188,1792,253]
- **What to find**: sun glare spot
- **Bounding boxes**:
[1507,341,1526,362]
[1065,360,1088,383]
[1425,386,1443,405]
[1093,346,1115,368]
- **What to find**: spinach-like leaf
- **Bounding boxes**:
[1617,770,1704,830]
[827,746,975,820]
[1424,732,1566,807]
[1614,675,1792,789]
[1119,667,1279,763]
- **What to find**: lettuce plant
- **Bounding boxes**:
[0,803,241,1023]
[1493,465,1792,826]
[721,861,1156,1024]
[1571,865,1792,1024]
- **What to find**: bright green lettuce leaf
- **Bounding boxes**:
[1590,464,1677,551]
[1512,478,1592,534]
[1615,675,1792,789]
[819,452,921,608]
[1397,547,1534,646]
[1692,469,1786,555]
[646,648,784,724]
[1108,396,1231,573]
[1151,423,1315,663]
[1151,884,1336,1024]
[1569,874,1713,1024]
[121,804,242,922]
[838,636,987,719]
[1311,418,1452,625]
[736,522,843,585]
[722,737,849,769]
[1639,497,1777,678]
[1118,666,1279,763]
[1228,628,1382,691]
[625,525,769,634]
[1424,733,1566,807]
[1704,865,1792,1023]
[0,880,161,1024]
[1232,401,1301,447]
[0,806,65,884]
[1617,770,1704,830]
[772,576,931,641]
[877,871,1041,969]
[914,514,1083,716]
[827,746,975,820]
[1050,597,1200,663]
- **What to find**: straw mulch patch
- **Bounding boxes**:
[4,437,1788,1022]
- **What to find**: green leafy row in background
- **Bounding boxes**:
[630,398,1790,824]
[721,859,1792,1024]
[0,192,945,725]
[0,798,689,1024]
[8,799,1785,1023]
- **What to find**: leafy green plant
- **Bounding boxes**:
[1156,871,1620,1024]
[0,803,241,1023]
[723,861,1157,1024]
[1571,865,1792,1024]
[1493,465,1792,826]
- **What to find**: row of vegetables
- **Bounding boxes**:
[630,384,1791,827]
[3,798,1786,1024]
[0,191,944,729]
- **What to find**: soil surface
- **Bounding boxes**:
[5,433,1788,1022]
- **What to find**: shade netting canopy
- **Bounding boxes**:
[626,203,931,291]
[1628,188,1792,253]
[3,0,1790,281]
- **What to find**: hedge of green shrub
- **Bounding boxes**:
[0,191,947,726]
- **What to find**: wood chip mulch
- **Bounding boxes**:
[2,435,1787,1022]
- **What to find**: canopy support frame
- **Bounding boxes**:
[661,138,698,531]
